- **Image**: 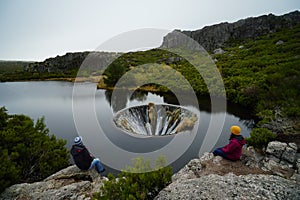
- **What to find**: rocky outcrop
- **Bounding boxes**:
[161,10,300,52]
[261,141,299,179]
[0,165,107,200]
[156,142,300,199]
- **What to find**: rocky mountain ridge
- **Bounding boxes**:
[161,10,300,52]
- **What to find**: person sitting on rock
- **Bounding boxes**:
[70,136,105,174]
[213,126,246,161]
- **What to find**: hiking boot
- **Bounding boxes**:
[100,168,105,173]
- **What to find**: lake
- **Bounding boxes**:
[0,81,254,173]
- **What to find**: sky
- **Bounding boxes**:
[0,0,299,61]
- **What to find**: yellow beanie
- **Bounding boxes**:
[230,126,241,135]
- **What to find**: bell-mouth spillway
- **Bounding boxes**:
[113,103,198,137]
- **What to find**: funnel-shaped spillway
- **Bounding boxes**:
[114,103,198,136]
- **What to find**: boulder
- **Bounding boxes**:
[213,48,225,54]
[266,141,287,158]
[265,141,297,164]
[276,40,284,45]
[261,141,297,178]
[0,165,106,200]
[282,145,297,163]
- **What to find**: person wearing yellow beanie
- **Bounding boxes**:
[230,125,241,135]
[213,125,246,161]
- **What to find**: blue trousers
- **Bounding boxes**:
[89,158,104,173]
[213,148,228,159]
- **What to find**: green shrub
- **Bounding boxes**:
[0,107,69,193]
[284,106,300,118]
[246,128,277,149]
[93,156,172,200]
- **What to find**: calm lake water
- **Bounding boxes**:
[0,81,254,173]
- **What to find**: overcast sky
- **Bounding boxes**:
[0,0,299,61]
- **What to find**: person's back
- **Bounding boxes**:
[213,126,246,161]
[71,143,94,170]
[70,136,105,174]
[221,134,246,161]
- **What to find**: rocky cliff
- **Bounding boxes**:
[1,141,299,199]
[161,10,300,52]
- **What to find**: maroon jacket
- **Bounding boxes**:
[222,136,246,161]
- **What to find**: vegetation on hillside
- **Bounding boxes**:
[0,107,70,193]
[215,25,300,118]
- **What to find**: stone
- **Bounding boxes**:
[262,158,281,171]
[213,48,225,54]
[267,155,281,163]
[212,156,223,165]
[276,40,284,45]
[290,173,300,184]
[199,152,214,163]
[264,142,297,164]
[266,141,287,158]
[288,142,298,150]
[282,146,297,163]
[297,158,300,174]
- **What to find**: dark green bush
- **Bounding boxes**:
[0,107,69,193]
[246,128,277,149]
[93,156,172,200]
[284,106,300,118]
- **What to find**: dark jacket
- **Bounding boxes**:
[70,144,94,170]
[221,135,246,161]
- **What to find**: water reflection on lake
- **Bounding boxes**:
[0,81,254,172]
